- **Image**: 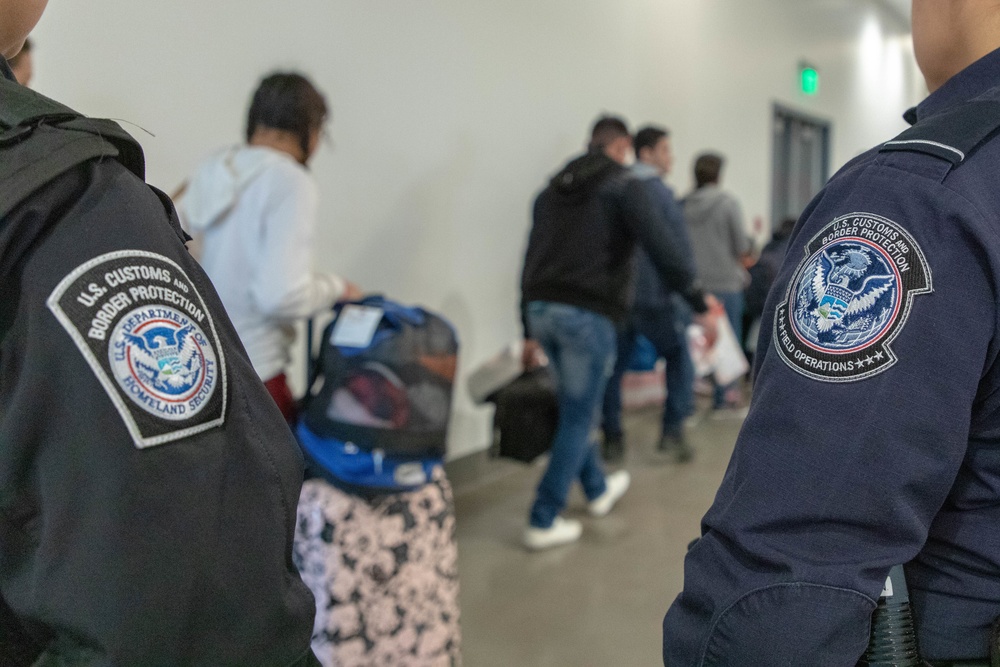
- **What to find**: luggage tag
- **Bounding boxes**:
[330,305,384,348]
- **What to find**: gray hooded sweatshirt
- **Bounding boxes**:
[683,184,751,293]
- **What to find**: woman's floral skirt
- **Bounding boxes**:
[294,468,461,666]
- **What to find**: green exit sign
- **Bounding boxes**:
[801,64,819,95]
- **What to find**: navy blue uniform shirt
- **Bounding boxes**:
[663,47,1000,665]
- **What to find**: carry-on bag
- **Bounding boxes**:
[298,295,458,491]
[487,367,558,464]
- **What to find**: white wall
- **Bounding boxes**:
[30,0,923,459]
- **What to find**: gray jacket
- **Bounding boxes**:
[683,184,751,293]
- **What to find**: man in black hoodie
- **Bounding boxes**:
[0,2,318,664]
[520,116,711,551]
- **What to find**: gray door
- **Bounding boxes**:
[771,105,831,230]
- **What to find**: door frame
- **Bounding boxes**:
[770,103,832,229]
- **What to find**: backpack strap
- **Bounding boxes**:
[880,98,1000,169]
[0,77,145,220]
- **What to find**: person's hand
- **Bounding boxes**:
[694,312,718,349]
[338,281,364,303]
[695,295,723,348]
[522,339,543,370]
[703,293,721,313]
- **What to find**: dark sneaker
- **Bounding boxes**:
[602,434,624,463]
[658,432,693,463]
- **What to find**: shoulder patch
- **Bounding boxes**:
[774,213,931,382]
[47,250,227,448]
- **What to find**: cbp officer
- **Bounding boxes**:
[663,1,1000,664]
[0,1,318,664]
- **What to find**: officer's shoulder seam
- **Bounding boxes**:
[882,138,965,162]
[0,128,121,220]
[879,98,1000,167]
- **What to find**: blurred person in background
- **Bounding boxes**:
[601,125,700,464]
[176,72,361,422]
[683,152,752,414]
[520,115,713,551]
[742,216,796,366]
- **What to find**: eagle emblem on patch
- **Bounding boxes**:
[48,250,227,447]
[774,213,931,382]
[108,307,219,421]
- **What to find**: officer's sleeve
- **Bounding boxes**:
[249,166,346,319]
[0,161,315,663]
[619,178,708,313]
[662,164,996,664]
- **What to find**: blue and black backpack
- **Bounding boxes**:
[297,296,458,493]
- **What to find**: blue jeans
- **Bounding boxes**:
[526,302,615,528]
[713,291,745,407]
[602,301,694,439]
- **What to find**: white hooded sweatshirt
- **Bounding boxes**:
[176,145,345,382]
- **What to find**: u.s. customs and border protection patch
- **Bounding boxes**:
[774,212,931,382]
[47,250,227,448]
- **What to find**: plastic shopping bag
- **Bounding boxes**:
[686,315,749,386]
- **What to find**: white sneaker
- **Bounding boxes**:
[523,516,583,551]
[588,470,631,517]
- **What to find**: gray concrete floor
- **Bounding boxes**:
[453,404,744,667]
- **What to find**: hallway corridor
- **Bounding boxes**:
[455,406,744,666]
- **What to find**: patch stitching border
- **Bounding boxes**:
[774,211,933,383]
[46,249,229,448]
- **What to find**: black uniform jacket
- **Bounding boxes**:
[0,59,316,665]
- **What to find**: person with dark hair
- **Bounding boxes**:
[664,1,1000,663]
[245,72,329,160]
[633,125,669,157]
[520,115,714,550]
[601,125,700,463]
[683,151,752,413]
[0,3,319,664]
[177,71,360,422]
[693,153,722,189]
[588,115,632,158]
[8,35,30,86]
